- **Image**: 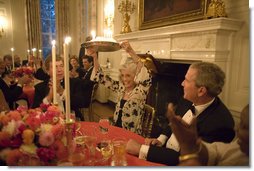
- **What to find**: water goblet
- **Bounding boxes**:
[99,118,110,135]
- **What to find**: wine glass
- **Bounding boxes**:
[99,119,110,135]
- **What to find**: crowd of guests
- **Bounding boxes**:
[0,40,249,166]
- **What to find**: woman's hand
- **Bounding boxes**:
[86,46,98,58]
[120,40,134,54]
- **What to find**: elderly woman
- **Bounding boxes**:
[89,41,152,135]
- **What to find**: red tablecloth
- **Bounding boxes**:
[79,122,165,166]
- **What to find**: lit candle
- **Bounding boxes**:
[32,48,37,57]
[91,30,96,40]
[63,36,71,121]
[108,29,112,38]
[39,49,42,59]
[11,48,14,70]
[27,50,30,61]
[51,40,57,105]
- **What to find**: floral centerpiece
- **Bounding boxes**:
[0,104,72,166]
[12,66,34,78]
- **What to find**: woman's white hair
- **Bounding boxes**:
[119,57,137,75]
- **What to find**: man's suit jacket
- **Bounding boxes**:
[74,66,95,108]
[147,97,235,165]
[0,78,22,110]
[34,68,50,81]
[32,78,86,110]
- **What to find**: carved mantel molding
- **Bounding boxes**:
[114,18,243,62]
[113,17,243,104]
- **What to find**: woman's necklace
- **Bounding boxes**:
[125,89,133,96]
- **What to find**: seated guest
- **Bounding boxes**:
[14,55,21,68]
[0,59,31,110]
[33,58,50,81]
[69,55,85,79]
[89,40,152,135]
[0,89,10,112]
[126,62,235,165]
[22,60,29,66]
[32,55,86,118]
[3,54,13,72]
[168,104,249,166]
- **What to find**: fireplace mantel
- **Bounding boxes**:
[114,18,243,62]
[111,17,243,106]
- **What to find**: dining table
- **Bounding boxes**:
[77,121,165,166]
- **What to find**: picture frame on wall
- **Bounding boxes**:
[139,0,210,30]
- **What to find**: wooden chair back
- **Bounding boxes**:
[141,104,155,138]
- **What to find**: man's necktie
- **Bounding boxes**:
[190,105,196,115]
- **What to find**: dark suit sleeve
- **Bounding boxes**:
[7,85,23,103]
[32,82,49,108]
[147,145,180,165]
[34,68,50,81]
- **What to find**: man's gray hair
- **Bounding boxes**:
[190,62,225,97]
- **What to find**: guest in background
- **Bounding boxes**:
[168,104,249,166]
[126,62,235,165]
[32,55,65,110]
[89,40,152,135]
[3,54,13,72]
[0,89,10,112]
[14,55,21,68]
[78,36,92,68]
[74,55,95,121]
[69,55,85,79]
[0,58,31,110]
[32,55,86,120]
[33,58,50,81]
[81,55,93,79]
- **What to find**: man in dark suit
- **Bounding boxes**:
[126,62,235,165]
[73,55,95,121]
[0,58,31,110]
[32,55,87,118]
[3,54,13,72]
[78,36,92,68]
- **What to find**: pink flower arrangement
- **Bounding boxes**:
[12,66,34,78]
[0,105,69,166]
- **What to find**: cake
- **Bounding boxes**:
[85,36,120,52]
[90,36,117,43]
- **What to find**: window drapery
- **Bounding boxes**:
[55,0,70,55]
[25,0,42,51]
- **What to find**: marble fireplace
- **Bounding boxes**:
[113,17,243,107]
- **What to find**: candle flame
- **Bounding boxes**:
[52,40,56,45]
[32,48,37,52]
[64,37,71,44]
[27,49,30,52]
[11,48,14,51]
[91,30,96,40]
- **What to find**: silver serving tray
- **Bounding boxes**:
[84,41,121,52]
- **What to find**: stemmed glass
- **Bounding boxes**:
[74,124,98,165]
[99,119,110,135]
[98,119,113,160]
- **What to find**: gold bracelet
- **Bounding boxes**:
[179,153,199,162]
